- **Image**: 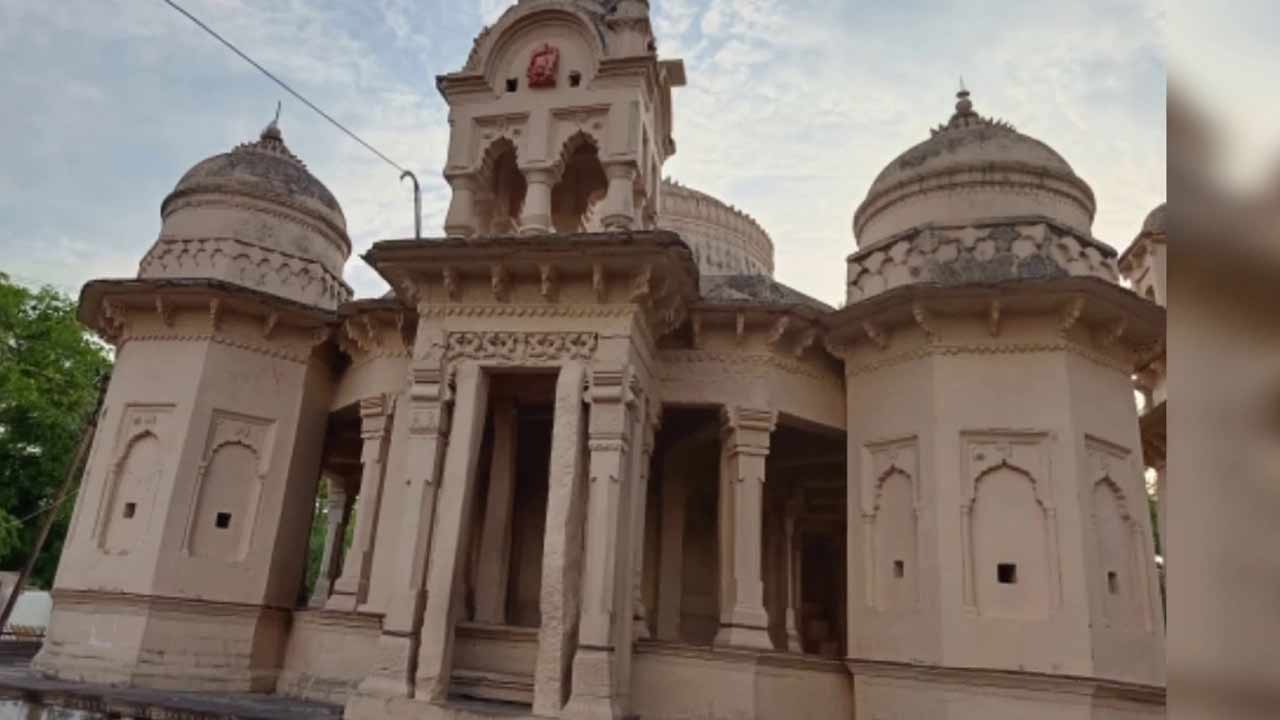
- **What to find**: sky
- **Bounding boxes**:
[0,0,1166,306]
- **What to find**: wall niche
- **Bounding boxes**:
[96,405,173,555]
[960,431,1060,620]
[185,411,276,563]
[861,436,920,613]
[1086,436,1153,631]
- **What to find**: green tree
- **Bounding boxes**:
[0,273,111,588]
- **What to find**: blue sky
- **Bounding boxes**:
[0,0,1165,305]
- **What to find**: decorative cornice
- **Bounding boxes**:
[445,330,598,362]
[844,340,1130,378]
[659,350,827,380]
[417,304,638,320]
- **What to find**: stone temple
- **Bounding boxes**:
[30,1,1167,718]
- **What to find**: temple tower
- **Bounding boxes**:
[436,0,685,238]
[33,121,348,691]
[828,91,1166,719]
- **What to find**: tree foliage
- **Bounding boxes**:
[0,273,111,587]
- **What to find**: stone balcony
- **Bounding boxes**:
[845,217,1119,305]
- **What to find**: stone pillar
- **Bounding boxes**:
[520,168,555,235]
[630,415,658,639]
[328,395,393,612]
[415,362,490,702]
[474,399,518,625]
[714,406,776,650]
[783,491,803,653]
[444,174,478,238]
[563,368,636,720]
[601,162,637,231]
[309,473,351,608]
[655,450,687,641]
[533,362,588,716]
[348,363,450,708]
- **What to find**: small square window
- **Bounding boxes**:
[215,512,232,529]
[122,502,136,519]
[1107,571,1120,595]
[997,563,1018,585]
[893,560,905,578]
[569,71,582,87]
[505,77,518,92]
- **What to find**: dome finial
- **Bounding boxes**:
[955,79,973,115]
[261,101,283,141]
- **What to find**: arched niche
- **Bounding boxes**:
[99,432,162,555]
[868,466,918,612]
[964,461,1056,619]
[550,131,607,233]
[478,136,525,235]
[1092,476,1152,630]
[188,440,261,563]
[478,6,603,93]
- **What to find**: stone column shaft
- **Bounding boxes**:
[630,409,657,640]
[655,455,687,641]
[564,368,636,720]
[783,492,802,652]
[309,474,351,608]
[474,399,518,625]
[328,395,392,611]
[533,362,588,716]
[601,162,637,231]
[715,406,776,649]
[415,363,490,702]
[520,168,555,235]
[350,364,450,706]
[444,174,478,237]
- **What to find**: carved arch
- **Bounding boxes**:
[182,412,275,563]
[477,136,525,234]
[864,464,920,611]
[473,4,605,84]
[95,428,162,553]
[550,130,607,233]
[1090,470,1155,631]
[959,431,1062,618]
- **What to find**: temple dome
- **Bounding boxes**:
[140,120,352,309]
[853,90,1096,249]
[658,179,774,276]
[1139,202,1167,237]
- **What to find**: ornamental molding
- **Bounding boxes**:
[161,195,350,254]
[117,333,315,364]
[843,340,1131,378]
[445,331,599,362]
[141,235,352,306]
[417,304,638,320]
[659,350,826,380]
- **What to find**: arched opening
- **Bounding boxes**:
[551,133,607,233]
[970,464,1051,619]
[479,138,525,235]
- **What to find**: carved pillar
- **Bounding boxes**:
[328,395,393,612]
[474,399,518,625]
[444,174,478,238]
[309,473,351,608]
[520,167,556,235]
[714,406,776,649]
[563,368,636,720]
[655,447,687,641]
[783,490,803,653]
[630,413,658,639]
[533,362,589,716]
[601,162,637,231]
[415,362,490,702]
[350,361,451,706]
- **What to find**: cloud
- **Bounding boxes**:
[0,0,1164,307]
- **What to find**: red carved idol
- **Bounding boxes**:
[527,44,560,88]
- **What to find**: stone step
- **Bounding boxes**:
[450,669,534,706]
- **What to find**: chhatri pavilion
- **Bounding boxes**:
[32,1,1167,718]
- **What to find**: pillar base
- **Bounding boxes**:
[563,646,622,720]
[714,623,773,650]
[324,590,359,612]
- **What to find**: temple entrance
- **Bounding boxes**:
[454,371,557,705]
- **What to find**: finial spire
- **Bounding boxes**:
[261,101,283,141]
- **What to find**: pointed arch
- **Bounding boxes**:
[477,136,525,235]
[550,130,607,233]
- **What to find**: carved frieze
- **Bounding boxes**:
[846,221,1119,304]
[444,331,598,363]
